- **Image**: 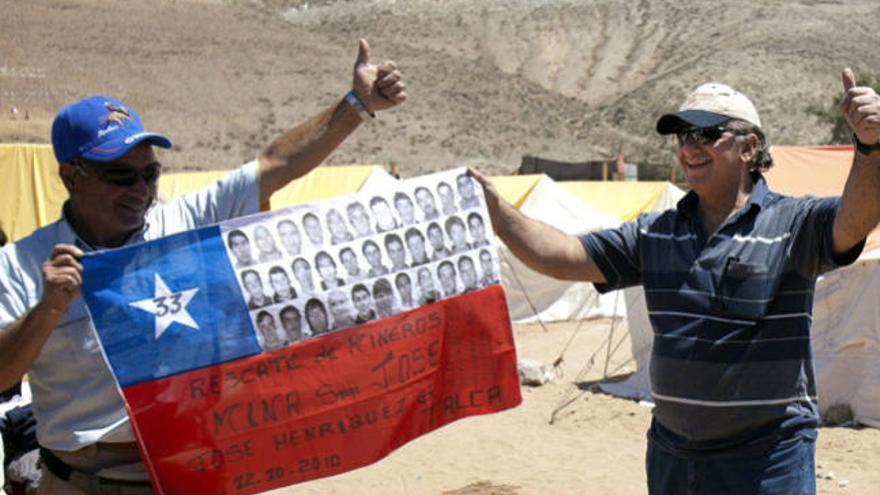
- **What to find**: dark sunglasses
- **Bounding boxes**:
[72,158,162,187]
[675,126,750,147]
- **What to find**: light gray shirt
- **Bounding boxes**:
[0,162,259,451]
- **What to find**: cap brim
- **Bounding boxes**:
[81,132,172,161]
[656,110,730,135]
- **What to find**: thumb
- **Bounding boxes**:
[356,39,370,67]
[841,67,856,92]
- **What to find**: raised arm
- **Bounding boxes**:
[833,68,880,255]
[258,39,406,204]
[469,169,606,283]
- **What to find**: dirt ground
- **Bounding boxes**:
[3,2,879,493]
[273,319,880,495]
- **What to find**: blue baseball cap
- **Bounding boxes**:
[51,95,172,163]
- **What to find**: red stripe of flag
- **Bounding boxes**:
[122,285,520,494]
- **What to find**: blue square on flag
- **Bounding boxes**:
[82,225,260,387]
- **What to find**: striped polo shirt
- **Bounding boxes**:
[581,177,863,456]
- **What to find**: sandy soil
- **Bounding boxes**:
[271,319,880,495]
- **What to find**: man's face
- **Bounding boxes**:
[415,189,437,216]
[428,226,444,250]
[395,196,416,224]
[231,235,254,263]
[63,143,159,246]
[438,184,455,211]
[317,256,337,284]
[457,175,475,199]
[280,310,302,341]
[418,268,435,293]
[277,221,301,255]
[270,271,290,294]
[438,264,456,293]
[327,209,349,239]
[340,249,359,275]
[328,290,351,321]
[254,226,276,254]
[364,243,382,268]
[293,261,313,290]
[243,273,263,298]
[374,288,393,314]
[468,217,486,243]
[450,223,467,248]
[460,259,478,289]
[480,251,494,278]
[258,315,281,348]
[303,215,323,245]
[348,204,371,236]
[352,289,372,315]
[676,124,747,197]
[396,276,413,300]
[387,239,406,268]
[407,234,427,262]
[307,305,328,334]
[371,200,396,230]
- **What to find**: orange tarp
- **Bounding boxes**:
[767,145,879,252]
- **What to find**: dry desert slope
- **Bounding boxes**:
[2,0,879,176]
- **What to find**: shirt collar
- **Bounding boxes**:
[676,175,771,220]
[60,200,150,252]
[747,174,770,210]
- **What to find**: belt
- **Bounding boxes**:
[39,447,154,494]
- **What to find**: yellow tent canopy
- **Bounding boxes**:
[559,181,677,221]
[487,174,542,209]
[3,143,874,252]
[0,143,384,242]
[157,166,380,210]
[0,144,67,242]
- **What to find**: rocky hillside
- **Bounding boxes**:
[2,0,878,177]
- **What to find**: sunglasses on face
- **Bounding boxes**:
[675,126,750,147]
[72,158,162,187]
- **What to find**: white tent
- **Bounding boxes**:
[500,178,686,323]
[497,176,623,323]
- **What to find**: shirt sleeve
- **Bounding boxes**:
[793,196,864,277]
[0,246,33,330]
[579,218,643,293]
[153,161,261,230]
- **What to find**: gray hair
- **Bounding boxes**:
[727,119,773,180]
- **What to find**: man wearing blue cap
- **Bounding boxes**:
[0,39,405,494]
[473,69,880,494]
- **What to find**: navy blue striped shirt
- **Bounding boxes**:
[581,177,863,456]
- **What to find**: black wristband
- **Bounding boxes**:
[853,134,880,155]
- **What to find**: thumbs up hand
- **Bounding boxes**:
[352,39,406,113]
[840,68,880,147]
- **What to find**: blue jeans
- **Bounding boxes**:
[646,435,816,495]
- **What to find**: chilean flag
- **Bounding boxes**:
[81,170,521,494]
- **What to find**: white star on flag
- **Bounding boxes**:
[129,273,200,339]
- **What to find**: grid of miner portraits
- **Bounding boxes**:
[223,169,500,352]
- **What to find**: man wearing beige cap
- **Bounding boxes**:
[473,69,879,494]
[0,39,405,494]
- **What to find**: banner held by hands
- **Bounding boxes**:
[81,168,520,494]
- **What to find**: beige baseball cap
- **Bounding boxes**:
[656,83,761,134]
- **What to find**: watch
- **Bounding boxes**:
[344,91,374,122]
[852,134,880,155]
